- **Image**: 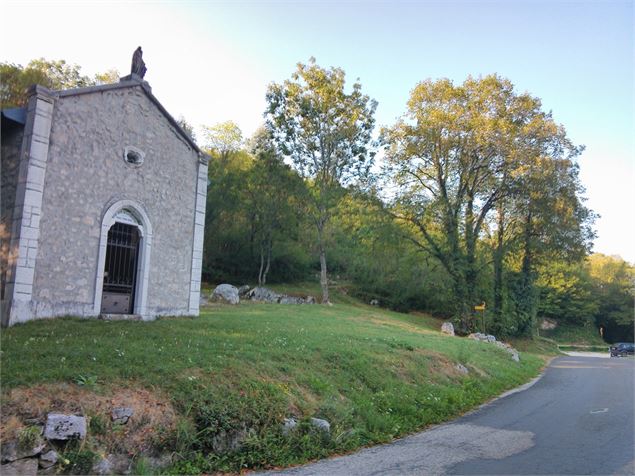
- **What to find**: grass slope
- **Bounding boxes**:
[1,291,547,473]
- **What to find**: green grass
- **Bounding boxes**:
[1,291,548,473]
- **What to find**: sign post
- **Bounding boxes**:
[474,302,486,333]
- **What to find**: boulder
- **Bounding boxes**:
[441,322,455,336]
[455,363,469,374]
[540,318,557,330]
[111,407,134,425]
[44,414,86,440]
[306,296,316,304]
[370,299,379,306]
[279,296,306,305]
[39,450,58,469]
[211,284,239,305]
[1,458,38,476]
[310,417,330,433]
[211,425,249,453]
[247,287,281,303]
[237,285,251,297]
[469,334,520,362]
[282,417,298,435]
[1,438,45,463]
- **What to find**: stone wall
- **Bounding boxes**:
[0,123,24,300]
[31,86,199,317]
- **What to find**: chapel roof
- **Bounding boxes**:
[51,75,207,161]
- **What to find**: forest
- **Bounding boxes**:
[2,58,633,342]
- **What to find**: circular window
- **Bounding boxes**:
[123,146,145,167]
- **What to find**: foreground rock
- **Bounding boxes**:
[39,450,58,469]
[441,322,455,336]
[0,458,38,476]
[211,284,240,305]
[1,438,45,463]
[111,407,133,425]
[44,413,86,440]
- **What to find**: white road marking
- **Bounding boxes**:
[590,408,609,414]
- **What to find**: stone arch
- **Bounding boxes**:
[93,199,153,318]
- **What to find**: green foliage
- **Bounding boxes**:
[17,426,41,449]
[60,447,97,475]
[0,58,118,108]
[73,374,98,388]
[89,414,107,435]
[266,57,377,303]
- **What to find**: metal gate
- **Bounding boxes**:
[100,222,139,314]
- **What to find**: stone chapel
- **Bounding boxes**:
[1,51,208,326]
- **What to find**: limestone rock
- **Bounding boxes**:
[455,363,469,374]
[441,322,455,336]
[282,417,298,435]
[279,296,306,305]
[237,285,250,296]
[540,318,557,330]
[247,287,281,303]
[211,425,249,453]
[111,407,134,425]
[39,450,58,469]
[44,414,86,440]
[306,296,316,304]
[310,417,330,433]
[211,284,239,305]
[1,458,38,476]
[370,299,379,306]
[1,438,45,463]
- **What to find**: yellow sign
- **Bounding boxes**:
[474,302,486,311]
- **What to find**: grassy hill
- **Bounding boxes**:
[1,287,551,474]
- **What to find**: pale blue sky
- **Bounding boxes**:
[2,0,633,261]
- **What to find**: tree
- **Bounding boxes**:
[202,121,243,161]
[265,58,377,303]
[382,75,593,334]
[1,59,119,108]
[587,254,634,342]
[247,128,306,285]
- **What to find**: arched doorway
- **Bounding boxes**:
[93,200,152,317]
[101,222,140,314]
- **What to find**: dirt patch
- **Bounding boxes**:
[1,383,177,455]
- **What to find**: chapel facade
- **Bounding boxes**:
[1,58,208,326]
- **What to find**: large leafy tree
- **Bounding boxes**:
[382,75,593,334]
[1,59,119,108]
[202,121,243,162]
[265,58,377,304]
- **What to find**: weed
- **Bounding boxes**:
[60,448,97,475]
[17,426,41,449]
[88,414,107,435]
[73,374,98,388]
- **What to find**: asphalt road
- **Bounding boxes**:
[267,355,634,475]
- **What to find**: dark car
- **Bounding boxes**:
[609,342,635,357]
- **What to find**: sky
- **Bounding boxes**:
[1,0,633,262]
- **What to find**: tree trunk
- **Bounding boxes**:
[493,203,505,322]
[262,237,272,286]
[317,221,330,304]
[258,242,265,286]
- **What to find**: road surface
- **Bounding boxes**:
[267,355,634,475]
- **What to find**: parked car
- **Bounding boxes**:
[609,342,635,357]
